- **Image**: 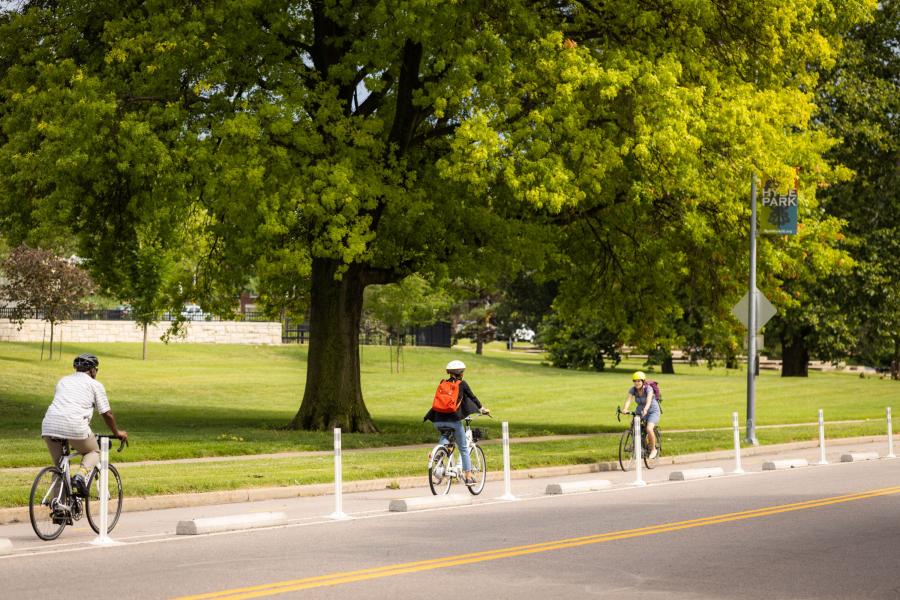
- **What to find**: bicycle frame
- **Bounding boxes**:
[427,419,479,479]
[43,443,79,515]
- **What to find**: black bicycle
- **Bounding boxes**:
[616,407,661,471]
[29,435,127,541]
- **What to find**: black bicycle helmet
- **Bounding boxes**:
[73,353,99,371]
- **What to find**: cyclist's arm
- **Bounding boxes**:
[461,381,489,414]
[622,393,634,413]
[100,410,128,441]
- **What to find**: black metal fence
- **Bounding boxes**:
[284,321,451,347]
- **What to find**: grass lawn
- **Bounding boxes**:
[1,340,897,507]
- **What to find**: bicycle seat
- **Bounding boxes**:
[436,426,457,439]
[48,437,71,454]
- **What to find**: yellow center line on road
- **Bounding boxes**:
[173,485,900,600]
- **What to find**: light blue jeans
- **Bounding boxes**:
[433,420,472,471]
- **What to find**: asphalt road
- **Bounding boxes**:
[2,441,899,599]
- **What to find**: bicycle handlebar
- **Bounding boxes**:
[96,434,128,453]
[616,407,641,423]
[464,412,493,422]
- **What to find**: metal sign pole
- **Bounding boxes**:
[746,174,759,446]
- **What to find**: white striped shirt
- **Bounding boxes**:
[41,372,111,440]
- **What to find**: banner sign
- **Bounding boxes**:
[760,181,798,235]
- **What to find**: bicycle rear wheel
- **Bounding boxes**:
[428,446,453,495]
[29,466,67,541]
[643,428,662,469]
[86,464,123,534]
[466,445,487,496]
[618,430,636,471]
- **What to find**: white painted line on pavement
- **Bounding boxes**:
[669,467,725,481]
[762,459,809,470]
[176,511,288,535]
[389,495,473,512]
[0,538,11,556]
[545,480,612,495]
[840,452,880,462]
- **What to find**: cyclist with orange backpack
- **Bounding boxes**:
[622,371,660,459]
[423,360,490,486]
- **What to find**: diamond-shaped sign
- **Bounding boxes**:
[732,288,776,333]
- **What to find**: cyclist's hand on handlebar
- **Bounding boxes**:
[116,430,128,442]
[479,407,491,417]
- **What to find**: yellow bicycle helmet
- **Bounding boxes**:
[632,371,646,382]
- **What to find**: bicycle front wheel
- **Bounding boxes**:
[618,430,636,471]
[466,445,487,496]
[644,428,662,469]
[29,466,67,541]
[86,464,123,534]
[428,446,453,495]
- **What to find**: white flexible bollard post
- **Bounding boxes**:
[817,409,828,465]
[328,428,351,520]
[887,407,896,459]
[632,415,646,487]
[732,412,744,474]
[89,437,118,546]
[499,421,517,501]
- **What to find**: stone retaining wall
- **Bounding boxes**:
[0,319,282,345]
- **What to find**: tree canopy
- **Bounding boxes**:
[0,1,877,429]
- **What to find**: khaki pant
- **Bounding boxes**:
[43,435,100,475]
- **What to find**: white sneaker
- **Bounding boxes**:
[648,449,658,459]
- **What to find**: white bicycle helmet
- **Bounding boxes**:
[446,360,466,374]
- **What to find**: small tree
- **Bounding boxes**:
[365,275,451,372]
[0,244,94,359]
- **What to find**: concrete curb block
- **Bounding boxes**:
[0,538,11,556]
[389,495,473,512]
[545,480,612,495]
[762,459,809,470]
[175,511,288,535]
[840,451,880,462]
[669,467,725,481]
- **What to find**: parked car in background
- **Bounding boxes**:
[514,326,535,342]
[180,304,206,321]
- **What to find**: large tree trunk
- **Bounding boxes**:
[661,353,675,374]
[291,258,379,432]
[781,331,809,377]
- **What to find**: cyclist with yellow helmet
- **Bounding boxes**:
[622,371,660,459]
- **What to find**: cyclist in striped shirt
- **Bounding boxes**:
[41,353,128,497]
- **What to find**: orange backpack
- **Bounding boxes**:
[432,379,461,413]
